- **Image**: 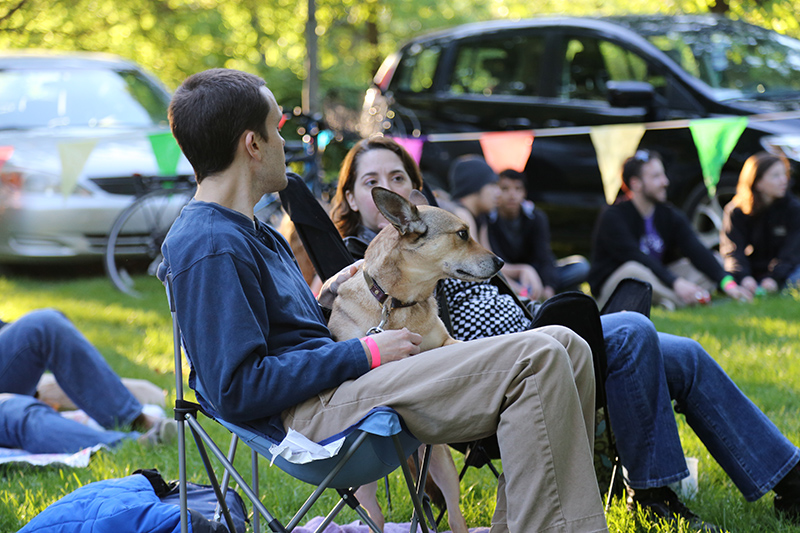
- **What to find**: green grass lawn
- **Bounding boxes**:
[1,271,798,532]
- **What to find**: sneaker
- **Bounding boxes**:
[774,494,800,524]
[627,486,721,532]
[773,464,800,524]
[138,418,178,447]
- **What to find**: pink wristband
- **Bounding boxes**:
[361,336,381,369]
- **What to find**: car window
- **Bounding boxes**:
[646,29,800,99]
[393,43,441,93]
[0,68,170,130]
[448,35,545,96]
[561,37,665,101]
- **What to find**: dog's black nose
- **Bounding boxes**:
[493,255,504,271]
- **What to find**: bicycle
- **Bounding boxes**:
[104,174,196,297]
[104,110,333,296]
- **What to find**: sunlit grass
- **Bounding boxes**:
[1,273,799,532]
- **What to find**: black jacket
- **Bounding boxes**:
[589,200,727,295]
[486,204,558,289]
[720,194,800,285]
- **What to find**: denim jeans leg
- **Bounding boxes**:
[0,394,135,453]
[555,255,591,292]
[601,312,688,489]
[0,309,143,429]
[662,332,800,501]
[785,265,800,288]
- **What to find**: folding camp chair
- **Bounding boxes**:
[164,273,438,533]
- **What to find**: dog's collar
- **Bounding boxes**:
[362,269,417,309]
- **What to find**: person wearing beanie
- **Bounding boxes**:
[445,154,500,244]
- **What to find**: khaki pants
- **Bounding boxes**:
[595,259,716,310]
[282,326,607,533]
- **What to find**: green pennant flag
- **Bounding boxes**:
[148,132,182,176]
[688,117,748,197]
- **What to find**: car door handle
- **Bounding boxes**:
[498,118,532,129]
[544,119,575,128]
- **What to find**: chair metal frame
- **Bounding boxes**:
[166,274,438,533]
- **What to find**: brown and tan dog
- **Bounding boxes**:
[328,187,503,532]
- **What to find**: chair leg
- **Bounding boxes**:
[188,418,243,533]
[178,416,189,533]
[286,432,371,531]
[384,475,393,512]
[394,437,431,533]
[184,415,286,532]
[252,450,261,533]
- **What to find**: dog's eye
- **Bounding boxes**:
[457,230,469,241]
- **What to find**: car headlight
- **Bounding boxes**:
[760,135,800,162]
[0,166,90,196]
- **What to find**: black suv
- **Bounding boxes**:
[361,15,800,254]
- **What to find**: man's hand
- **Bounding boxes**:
[673,277,703,305]
[318,260,363,309]
[503,263,544,300]
[740,276,759,295]
[369,328,423,365]
[761,277,779,293]
[723,281,753,302]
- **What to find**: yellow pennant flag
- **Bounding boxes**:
[590,124,647,204]
[58,139,98,198]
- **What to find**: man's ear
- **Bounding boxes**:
[409,189,429,207]
[243,131,261,160]
[372,187,427,236]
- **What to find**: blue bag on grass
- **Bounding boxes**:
[18,468,247,533]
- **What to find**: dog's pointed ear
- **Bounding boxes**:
[372,187,427,237]
[409,189,429,207]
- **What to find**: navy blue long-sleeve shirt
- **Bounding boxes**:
[159,200,367,439]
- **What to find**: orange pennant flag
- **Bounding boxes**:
[0,146,13,174]
[479,131,534,173]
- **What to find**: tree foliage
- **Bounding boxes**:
[2,0,799,112]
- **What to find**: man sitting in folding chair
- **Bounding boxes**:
[159,68,608,533]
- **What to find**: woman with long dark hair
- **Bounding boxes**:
[721,151,800,293]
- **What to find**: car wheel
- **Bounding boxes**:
[682,178,736,250]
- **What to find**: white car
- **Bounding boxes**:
[0,51,193,262]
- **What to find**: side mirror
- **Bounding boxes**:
[607,81,655,108]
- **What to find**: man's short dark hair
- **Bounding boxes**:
[169,68,271,182]
[621,149,662,189]
[499,169,527,184]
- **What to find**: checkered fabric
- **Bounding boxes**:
[440,278,532,341]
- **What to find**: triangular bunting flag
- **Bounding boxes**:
[689,117,748,197]
[589,124,647,204]
[58,140,98,198]
[148,132,182,176]
[391,136,426,165]
[0,146,13,174]
[479,131,534,173]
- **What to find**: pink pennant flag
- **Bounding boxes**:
[0,146,13,174]
[479,131,534,173]
[391,136,426,164]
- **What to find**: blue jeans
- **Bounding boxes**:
[555,255,590,292]
[602,312,800,501]
[786,265,800,287]
[0,309,143,453]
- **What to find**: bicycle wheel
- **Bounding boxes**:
[105,186,194,297]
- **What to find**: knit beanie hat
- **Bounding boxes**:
[448,155,499,200]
